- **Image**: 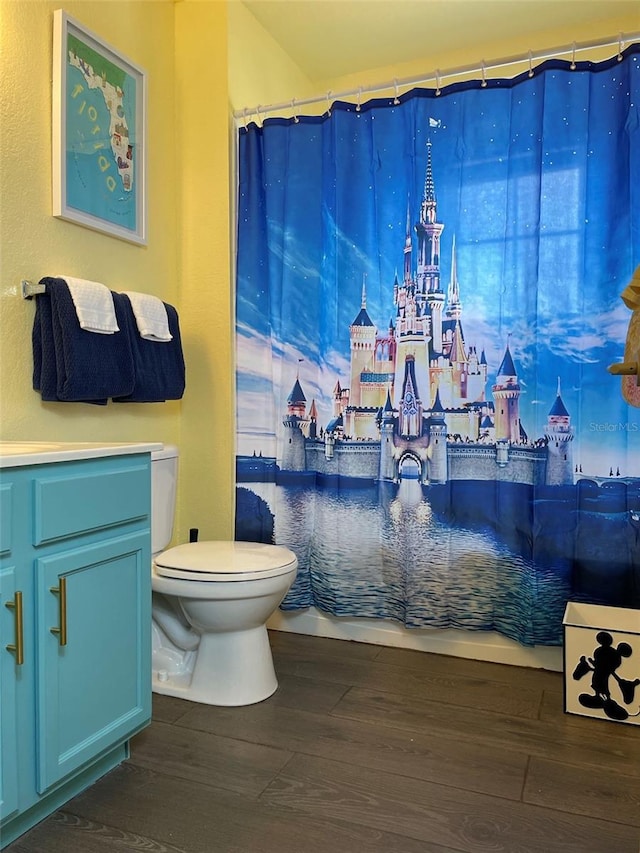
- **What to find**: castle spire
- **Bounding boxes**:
[351,273,374,328]
[549,376,570,418]
[449,319,468,365]
[419,140,438,226]
[431,386,446,418]
[423,139,435,205]
[446,234,462,319]
[496,339,517,379]
[404,199,412,283]
[415,136,444,303]
[308,398,318,439]
[286,376,306,410]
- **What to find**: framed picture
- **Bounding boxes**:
[52,10,147,245]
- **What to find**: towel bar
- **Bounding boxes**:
[20,278,47,299]
[22,280,46,299]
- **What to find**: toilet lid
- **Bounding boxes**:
[154,541,298,582]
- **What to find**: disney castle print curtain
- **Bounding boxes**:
[235,48,640,647]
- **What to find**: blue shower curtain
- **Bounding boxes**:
[235,49,640,646]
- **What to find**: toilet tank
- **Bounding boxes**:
[151,444,178,555]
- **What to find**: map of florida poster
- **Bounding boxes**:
[54,12,146,244]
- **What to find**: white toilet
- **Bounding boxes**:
[150,445,298,706]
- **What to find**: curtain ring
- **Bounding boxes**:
[528,50,534,78]
[393,78,400,105]
[480,60,487,88]
[242,107,248,128]
[435,69,441,96]
[570,42,576,70]
[291,97,299,123]
[255,105,263,126]
[356,86,362,112]
[325,90,332,117]
[618,32,624,61]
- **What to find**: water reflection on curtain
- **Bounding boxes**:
[235,50,640,646]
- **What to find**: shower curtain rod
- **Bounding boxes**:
[234,31,640,122]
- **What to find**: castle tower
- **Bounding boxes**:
[390,140,442,405]
[445,235,462,321]
[416,141,445,358]
[349,277,377,408]
[492,343,521,443]
[403,203,412,285]
[469,347,489,404]
[286,376,306,419]
[545,378,574,485]
[428,387,448,484]
[308,398,318,439]
[449,319,469,402]
[398,356,423,438]
[379,389,397,481]
[332,380,343,417]
[281,374,308,471]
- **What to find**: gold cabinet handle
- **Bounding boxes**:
[5,590,24,665]
[50,576,67,647]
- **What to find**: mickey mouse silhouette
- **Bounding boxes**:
[573,631,640,721]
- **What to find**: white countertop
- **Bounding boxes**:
[0,441,164,468]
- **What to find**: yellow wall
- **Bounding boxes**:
[0,0,232,544]
[227,0,313,115]
[228,6,640,116]
[0,0,178,444]
[175,0,233,542]
[318,13,640,97]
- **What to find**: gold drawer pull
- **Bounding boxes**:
[6,590,24,665]
[50,576,67,647]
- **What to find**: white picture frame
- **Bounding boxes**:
[52,9,147,245]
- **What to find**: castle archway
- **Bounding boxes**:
[398,452,423,482]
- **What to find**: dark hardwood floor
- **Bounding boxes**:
[7,631,640,853]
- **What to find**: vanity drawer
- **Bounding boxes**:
[33,465,149,545]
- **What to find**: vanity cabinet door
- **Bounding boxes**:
[35,531,151,794]
[0,477,24,825]
[0,565,20,822]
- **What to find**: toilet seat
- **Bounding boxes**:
[154,541,297,582]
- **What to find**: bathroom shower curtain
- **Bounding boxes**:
[235,48,640,646]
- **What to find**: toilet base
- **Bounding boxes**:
[152,623,279,706]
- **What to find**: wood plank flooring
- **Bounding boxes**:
[7,631,640,853]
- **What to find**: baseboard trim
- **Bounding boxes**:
[268,608,563,671]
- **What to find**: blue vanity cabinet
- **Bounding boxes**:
[0,452,152,848]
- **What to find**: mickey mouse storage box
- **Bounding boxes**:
[563,602,640,726]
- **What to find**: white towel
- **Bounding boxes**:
[122,291,173,342]
[59,275,119,334]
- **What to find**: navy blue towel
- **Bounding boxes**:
[113,294,186,402]
[32,290,56,400]
[33,285,107,404]
[33,278,134,403]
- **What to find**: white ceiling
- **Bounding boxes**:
[241,0,639,83]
